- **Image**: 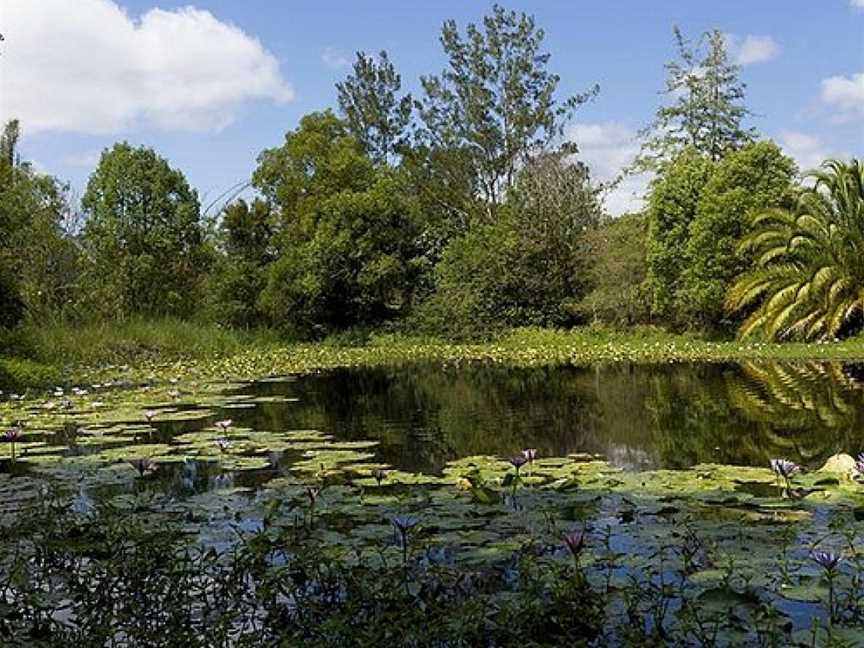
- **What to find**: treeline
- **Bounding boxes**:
[1,7,861,345]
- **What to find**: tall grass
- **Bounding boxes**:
[17,318,281,367]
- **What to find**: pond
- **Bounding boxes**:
[4,359,864,643]
[4,359,864,499]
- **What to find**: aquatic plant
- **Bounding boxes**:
[127,457,158,478]
[813,549,844,623]
[770,458,799,494]
[853,453,864,479]
[214,437,233,453]
[3,424,22,461]
[372,468,387,486]
[563,529,587,567]
[144,410,156,422]
[214,419,232,432]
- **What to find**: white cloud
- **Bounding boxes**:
[851,0,864,8]
[726,34,781,66]
[777,130,849,174]
[820,72,864,122]
[321,47,350,70]
[566,122,649,216]
[0,0,294,134]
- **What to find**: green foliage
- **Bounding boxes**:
[337,50,412,162]
[254,112,421,336]
[0,261,24,330]
[678,142,797,329]
[0,356,61,389]
[208,199,273,328]
[728,159,864,340]
[80,143,210,319]
[17,317,276,367]
[636,28,754,170]
[414,155,600,338]
[645,148,715,324]
[0,120,77,323]
[417,4,597,218]
[580,213,649,325]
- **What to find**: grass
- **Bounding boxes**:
[15,318,280,367]
[7,319,864,389]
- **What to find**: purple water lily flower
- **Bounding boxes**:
[813,550,842,572]
[563,530,587,558]
[522,448,538,463]
[3,426,22,462]
[128,457,158,478]
[214,419,232,432]
[391,515,420,535]
[144,410,156,423]
[509,454,528,471]
[770,458,800,480]
[853,453,864,479]
[214,437,233,453]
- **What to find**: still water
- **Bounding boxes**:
[215,359,864,475]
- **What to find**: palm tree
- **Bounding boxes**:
[727,158,864,340]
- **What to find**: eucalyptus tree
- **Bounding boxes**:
[636,28,755,171]
[336,50,412,163]
[727,159,864,340]
[416,4,597,220]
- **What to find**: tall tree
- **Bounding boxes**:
[636,28,754,171]
[254,112,421,335]
[81,143,209,318]
[416,4,597,219]
[0,120,77,323]
[336,50,412,163]
[644,148,714,324]
[678,142,796,329]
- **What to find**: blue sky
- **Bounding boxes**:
[2,0,862,214]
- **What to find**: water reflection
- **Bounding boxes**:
[226,360,864,473]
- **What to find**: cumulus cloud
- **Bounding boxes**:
[777,131,849,174]
[566,122,649,216]
[321,47,351,69]
[726,34,781,66]
[820,72,864,122]
[0,0,294,134]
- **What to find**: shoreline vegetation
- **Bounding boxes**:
[6,320,864,391]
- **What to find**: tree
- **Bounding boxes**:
[209,199,274,328]
[678,142,796,329]
[337,50,412,163]
[414,154,601,337]
[636,28,754,171]
[644,148,714,324]
[81,143,209,318]
[0,120,77,324]
[727,159,864,341]
[416,5,597,219]
[254,112,421,335]
[579,214,649,326]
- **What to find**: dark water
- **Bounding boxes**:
[223,359,864,474]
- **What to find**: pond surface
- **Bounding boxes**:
[5,359,864,498]
[224,359,864,474]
